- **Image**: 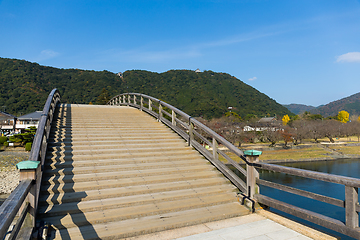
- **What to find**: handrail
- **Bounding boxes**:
[108,92,360,239]
[0,180,32,239]
[0,89,60,240]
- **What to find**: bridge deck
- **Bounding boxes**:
[37,104,249,239]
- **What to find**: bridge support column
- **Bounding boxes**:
[244,150,262,200]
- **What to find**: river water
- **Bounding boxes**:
[259,158,360,240]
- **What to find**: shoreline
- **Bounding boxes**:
[0,149,29,195]
[261,154,360,164]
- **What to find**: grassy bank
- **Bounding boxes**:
[218,141,360,163]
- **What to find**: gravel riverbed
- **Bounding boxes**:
[0,149,29,194]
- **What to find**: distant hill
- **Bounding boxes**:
[310,92,360,117]
[0,57,292,119]
[283,104,316,115]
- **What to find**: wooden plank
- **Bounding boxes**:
[255,194,360,239]
[0,180,32,240]
[345,186,359,228]
[257,179,344,208]
[191,141,246,192]
[8,202,29,240]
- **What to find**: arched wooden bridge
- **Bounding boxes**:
[1,89,360,240]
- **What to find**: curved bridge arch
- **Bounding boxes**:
[1,90,360,239]
[108,93,249,193]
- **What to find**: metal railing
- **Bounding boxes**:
[0,89,60,240]
[108,93,360,239]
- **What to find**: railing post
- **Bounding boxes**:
[140,95,143,111]
[134,95,137,105]
[149,99,152,111]
[16,161,41,227]
[188,118,194,147]
[244,150,262,199]
[345,186,359,228]
[158,102,163,121]
[171,110,176,126]
[127,94,130,106]
[212,137,218,161]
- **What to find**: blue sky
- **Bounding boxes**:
[1,0,360,107]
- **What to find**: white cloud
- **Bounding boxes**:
[336,52,360,63]
[248,77,257,81]
[38,49,59,61]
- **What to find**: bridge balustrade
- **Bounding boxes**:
[109,92,360,239]
[0,89,60,240]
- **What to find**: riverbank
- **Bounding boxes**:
[0,148,29,195]
[221,140,360,164]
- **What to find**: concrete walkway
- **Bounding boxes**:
[127,210,337,240]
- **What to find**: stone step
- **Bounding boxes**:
[46,144,192,156]
[37,185,237,217]
[50,203,247,240]
[48,132,178,141]
[47,138,184,146]
[41,164,216,184]
[43,158,208,175]
[44,154,202,169]
[46,141,188,151]
[43,193,240,230]
[39,177,230,204]
[45,149,200,161]
[47,134,180,143]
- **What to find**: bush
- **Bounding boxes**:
[3,141,9,147]
[25,142,32,151]
[0,136,7,145]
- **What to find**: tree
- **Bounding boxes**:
[95,88,110,105]
[281,126,294,147]
[291,120,310,145]
[307,120,324,143]
[337,110,349,123]
[263,129,282,147]
[319,119,341,143]
[224,111,242,122]
[282,115,290,125]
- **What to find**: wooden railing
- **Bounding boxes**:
[109,93,360,239]
[108,93,249,194]
[0,89,60,240]
[254,162,360,239]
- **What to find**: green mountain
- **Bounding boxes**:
[0,57,291,119]
[282,104,316,115]
[310,92,360,117]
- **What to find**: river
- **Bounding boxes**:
[259,158,360,240]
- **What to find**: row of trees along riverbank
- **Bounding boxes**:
[198,110,360,147]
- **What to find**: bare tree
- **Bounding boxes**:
[318,119,341,143]
[307,120,324,143]
[263,129,282,147]
[290,120,310,145]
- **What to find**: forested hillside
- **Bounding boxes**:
[0,58,123,115]
[283,104,316,115]
[0,57,291,119]
[310,92,360,117]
